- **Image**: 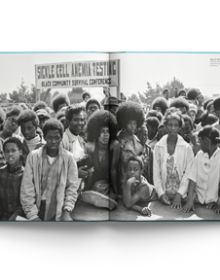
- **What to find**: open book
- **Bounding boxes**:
[0,52,220,222]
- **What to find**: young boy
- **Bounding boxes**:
[183,126,220,214]
[20,119,79,221]
[17,109,45,162]
[122,156,156,216]
[0,106,21,140]
[0,137,24,221]
[0,106,22,168]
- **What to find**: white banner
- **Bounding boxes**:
[35,60,120,89]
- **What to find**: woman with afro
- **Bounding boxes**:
[80,110,119,210]
[116,101,148,191]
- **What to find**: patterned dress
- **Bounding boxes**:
[165,155,180,196]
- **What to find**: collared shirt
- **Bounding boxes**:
[188,148,220,204]
[153,134,194,197]
[62,128,85,162]
[41,148,62,221]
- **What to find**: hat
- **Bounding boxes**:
[36,109,50,118]
[104,96,119,107]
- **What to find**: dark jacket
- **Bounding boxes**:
[0,164,24,220]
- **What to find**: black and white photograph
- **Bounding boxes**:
[0,52,220,221]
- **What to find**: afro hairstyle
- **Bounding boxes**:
[3,136,24,152]
[200,113,218,127]
[163,107,184,128]
[17,109,39,127]
[146,116,160,130]
[86,98,101,111]
[42,118,64,138]
[152,97,168,115]
[177,89,187,98]
[198,125,220,145]
[170,97,189,112]
[6,106,21,119]
[86,110,118,142]
[182,114,194,130]
[33,101,48,112]
[146,110,163,122]
[187,88,200,100]
[116,101,145,130]
[65,104,86,123]
[52,93,70,113]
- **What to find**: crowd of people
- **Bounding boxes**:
[0,87,220,221]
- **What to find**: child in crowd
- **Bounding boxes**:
[0,106,22,167]
[153,108,194,208]
[0,106,21,140]
[183,126,220,214]
[0,137,24,221]
[20,119,79,221]
[17,109,45,162]
[122,156,155,216]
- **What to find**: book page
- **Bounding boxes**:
[0,52,112,222]
[109,52,220,221]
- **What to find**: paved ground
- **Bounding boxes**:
[73,199,220,222]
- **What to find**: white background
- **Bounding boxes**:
[1,1,220,280]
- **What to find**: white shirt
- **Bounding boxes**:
[188,148,220,204]
[47,155,56,165]
[71,135,85,162]
[153,134,194,197]
[62,128,85,162]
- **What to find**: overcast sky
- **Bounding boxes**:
[0,52,220,100]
